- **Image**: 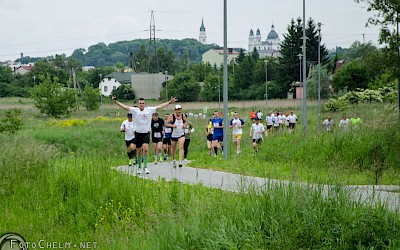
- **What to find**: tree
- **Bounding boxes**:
[111,84,135,100]
[276,18,330,98]
[83,85,100,111]
[276,18,304,98]
[33,75,77,117]
[306,65,331,99]
[200,73,219,101]
[164,72,201,102]
[333,58,371,91]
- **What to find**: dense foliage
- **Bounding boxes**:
[33,75,77,117]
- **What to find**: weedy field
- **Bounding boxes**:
[1,97,399,249]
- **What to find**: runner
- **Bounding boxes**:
[112,96,177,174]
[163,113,172,160]
[206,118,214,156]
[183,119,194,161]
[265,112,274,134]
[151,112,164,164]
[288,111,297,132]
[120,113,136,167]
[250,117,265,154]
[229,112,245,155]
[166,105,187,167]
[211,110,224,156]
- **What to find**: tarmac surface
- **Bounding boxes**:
[116,161,400,212]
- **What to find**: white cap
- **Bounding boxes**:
[175,104,182,110]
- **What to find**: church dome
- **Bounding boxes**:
[249,29,254,36]
[267,25,279,40]
[256,28,261,36]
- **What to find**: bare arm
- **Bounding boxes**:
[165,114,175,128]
[112,96,130,111]
[156,97,178,110]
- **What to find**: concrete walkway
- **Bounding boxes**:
[116,161,400,212]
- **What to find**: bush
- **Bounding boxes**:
[33,75,78,117]
[83,85,100,111]
[0,108,22,134]
[323,97,349,112]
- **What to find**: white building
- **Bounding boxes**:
[248,25,281,58]
[202,48,239,67]
[199,18,207,45]
[99,72,124,97]
[99,72,173,99]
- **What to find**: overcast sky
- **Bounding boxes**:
[0,0,381,63]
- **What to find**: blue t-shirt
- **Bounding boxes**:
[211,117,223,136]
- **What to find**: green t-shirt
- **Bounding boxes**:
[350,117,362,128]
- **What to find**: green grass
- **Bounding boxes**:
[1,98,400,249]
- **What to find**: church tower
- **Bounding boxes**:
[199,18,207,44]
[248,29,254,52]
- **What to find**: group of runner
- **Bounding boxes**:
[114,96,194,174]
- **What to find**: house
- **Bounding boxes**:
[202,48,239,67]
[14,65,33,75]
[100,72,173,99]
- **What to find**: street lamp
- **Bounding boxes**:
[165,71,169,112]
[33,76,36,96]
[317,22,322,132]
[297,53,303,127]
[264,60,268,116]
[302,0,308,131]
[218,67,221,108]
[99,73,103,115]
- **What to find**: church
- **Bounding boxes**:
[248,25,281,58]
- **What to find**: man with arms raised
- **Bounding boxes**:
[112,96,177,174]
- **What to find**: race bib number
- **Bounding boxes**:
[213,123,219,128]
[154,132,161,138]
[184,129,189,134]
[165,127,172,133]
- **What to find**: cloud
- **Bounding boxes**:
[0,0,24,10]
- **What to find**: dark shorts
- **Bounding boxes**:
[289,123,296,129]
[252,138,263,144]
[135,132,150,148]
[171,135,185,142]
[163,137,171,145]
[213,134,223,142]
[207,134,213,141]
[152,137,162,143]
[267,125,272,130]
[125,138,136,148]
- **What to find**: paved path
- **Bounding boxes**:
[116,161,400,212]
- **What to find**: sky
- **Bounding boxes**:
[0,0,382,63]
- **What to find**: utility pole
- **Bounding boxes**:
[302,0,307,132]
[33,76,36,96]
[148,10,160,73]
[223,0,229,160]
[317,22,322,132]
[265,60,268,116]
[99,73,103,115]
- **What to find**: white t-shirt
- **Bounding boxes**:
[339,118,350,129]
[288,114,297,123]
[230,118,244,135]
[279,115,286,125]
[265,116,274,126]
[121,120,135,141]
[251,123,265,139]
[129,106,157,133]
[323,119,334,132]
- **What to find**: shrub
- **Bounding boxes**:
[33,75,78,117]
[323,97,349,112]
[0,108,22,134]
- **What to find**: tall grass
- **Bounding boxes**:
[1,132,399,249]
[1,100,399,249]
